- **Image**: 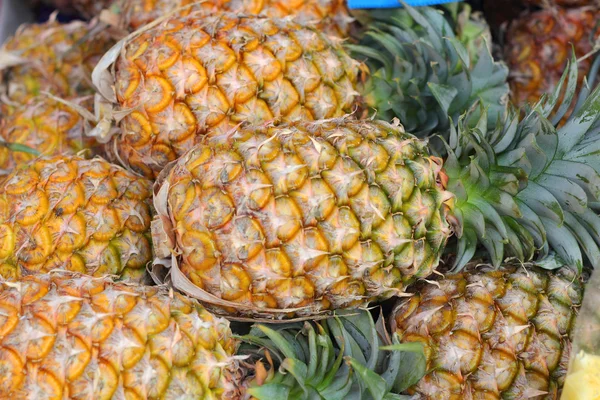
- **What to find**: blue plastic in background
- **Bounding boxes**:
[348,0,460,8]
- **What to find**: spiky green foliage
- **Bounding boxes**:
[349,3,508,140]
[238,310,425,400]
[447,54,600,272]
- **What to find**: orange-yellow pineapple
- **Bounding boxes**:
[0,272,240,399]
[0,155,153,281]
[392,265,583,399]
[119,0,352,36]
[0,18,114,109]
[0,97,99,175]
[505,5,599,106]
[152,118,453,317]
[106,12,359,178]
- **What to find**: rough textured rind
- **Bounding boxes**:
[106,12,359,178]
[392,265,583,400]
[0,155,153,282]
[0,18,115,110]
[119,0,352,37]
[153,118,454,318]
[0,97,100,176]
[0,272,241,399]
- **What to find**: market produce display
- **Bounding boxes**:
[0,0,599,398]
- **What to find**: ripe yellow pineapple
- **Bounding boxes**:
[391,265,583,399]
[39,0,351,36]
[120,0,352,37]
[101,12,359,178]
[0,272,241,399]
[0,97,99,176]
[0,272,427,400]
[94,8,508,178]
[152,118,454,317]
[0,155,153,282]
[0,17,115,110]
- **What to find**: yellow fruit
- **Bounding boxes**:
[103,12,359,178]
[120,0,352,36]
[0,18,114,109]
[153,118,453,317]
[392,265,583,399]
[0,155,153,281]
[0,272,240,399]
[96,8,508,180]
[0,97,100,176]
[562,351,600,400]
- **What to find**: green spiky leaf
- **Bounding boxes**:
[350,3,508,142]
[239,310,424,400]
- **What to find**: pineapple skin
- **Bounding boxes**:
[120,0,352,36]
[392,266,583,399]
[1,19,114,109]
[0,272,240,399]
[0,155,153,282]
[0,97,100,175]
[154,118,453,317]
[111,12,359,178]
[505,6,599,107]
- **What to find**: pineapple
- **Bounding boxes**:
[0,273,424,400]
[152,118,454,317]
[0,272,241,399]
[0,155,153,282]
[0,97,99,176]
[152,59,600,318]
[0,17,115,111]
[119,0,353,37]
[93,7,508,178]
[39,0,352,36]
[390,264,583,399]
[505,5,599,107]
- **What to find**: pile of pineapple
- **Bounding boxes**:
[0,0,599,398]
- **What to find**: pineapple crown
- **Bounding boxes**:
[238,309,424,400]
[447,53,600,273]
[347,3,509,142]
